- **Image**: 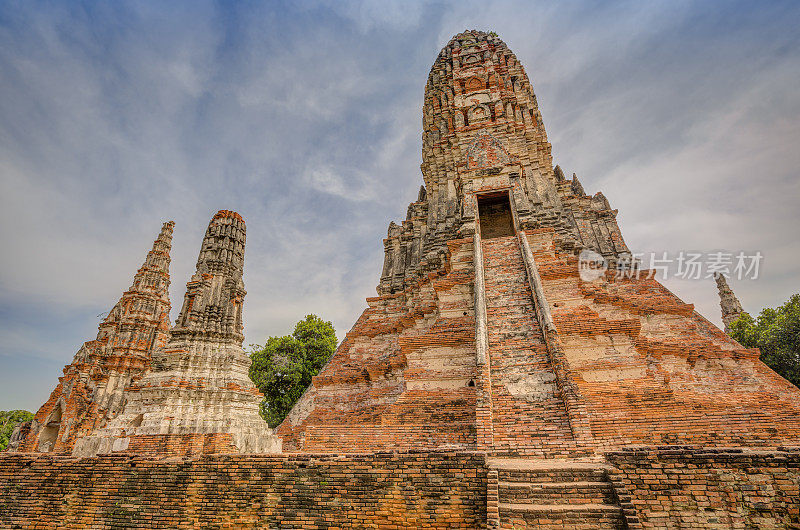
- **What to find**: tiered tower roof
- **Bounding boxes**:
[379,30,629,295]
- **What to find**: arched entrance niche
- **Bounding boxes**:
[37,402,63,452]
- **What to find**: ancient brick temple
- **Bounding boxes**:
[270,30,800,526]
[278,30,800,456]
[2,30,798,529]
[8,222,174,453]
[73,210,281,457]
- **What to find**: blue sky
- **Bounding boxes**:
[1,0,799,411]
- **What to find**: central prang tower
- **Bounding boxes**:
[278,30,800,456]
[379,30,628,296]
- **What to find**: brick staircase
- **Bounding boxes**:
[481,236,576,456]
[489,458,631,529]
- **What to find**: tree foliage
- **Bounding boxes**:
[249,314,337,428]
[1,410,33,451]
[729,293,800,389]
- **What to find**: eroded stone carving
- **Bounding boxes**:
[378,30,631,296]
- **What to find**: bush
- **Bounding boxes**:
[249,315,336,428]
[729,294,800,388]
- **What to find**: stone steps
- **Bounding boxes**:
[490,458,630,529]
[480,235,575,452]
[497,466,608,483]
[499,480,616,504]
[500,502,625,529]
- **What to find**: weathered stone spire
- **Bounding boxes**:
[10,222,173,453]
[715,273,745,332]
[73,211,281,457]
[173,210,247,339]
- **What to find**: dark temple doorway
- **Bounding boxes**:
[477,192,515,239]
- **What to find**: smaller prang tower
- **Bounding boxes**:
[73,211,281,457]
[9,222,174,453]
[715,273,745,333]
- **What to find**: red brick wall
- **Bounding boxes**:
[4,448,799,527]
[0,451,487,529]
[606,447,800,528]
[279,238,479,453]
[529,228,800,451]
[121,433,240,456]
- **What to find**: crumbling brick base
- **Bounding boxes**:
[0,451,487,529]
[2,447,798,528]
[606,446,800,528]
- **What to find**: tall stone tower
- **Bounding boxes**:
[9,222,174,453]
[378,31,628,296]
[278,30,800,455]
[73,210,281,457]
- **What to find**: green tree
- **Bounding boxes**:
[729,293,800,389]
[249,314,337,428]
[1,410,33,451]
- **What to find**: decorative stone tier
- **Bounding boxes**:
[73,211,280,457]
[9,222,174,454]
[527,228,800,450]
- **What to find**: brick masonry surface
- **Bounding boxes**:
[527,228,800,451]
[12,222,174,454]
[3,448,799,528]
[606,447,800,528]
[0,451,487,529]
